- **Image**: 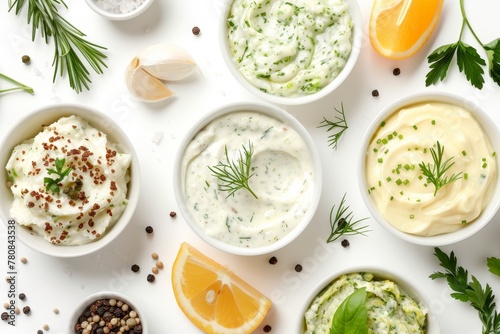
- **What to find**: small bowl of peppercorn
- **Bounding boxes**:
[0,103,141,257]
[69,291,147,333]
[84,0,154,21]
[358,91,500,246]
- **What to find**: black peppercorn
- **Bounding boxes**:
[1,312,8,321]
[170,211,177,217]
[371,89,379,97]
[131,264,140,272]
[294,264,303,272]
[145,226,153,234]
[393,67,401,76]
[22,306,31,314]
[19,293,26,300]
[268,256,278,265]
[147,274,156,283]
[341,239,350,248]
[21,55,30,63]
[263,324,272,332]
[192,26,201,35]
[37,330,43,334]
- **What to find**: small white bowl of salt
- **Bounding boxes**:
[84,0,154,20]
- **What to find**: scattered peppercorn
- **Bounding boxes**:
[294,264,303,272]
[147,274,156,283]
[341,239,350,248]
[37,330,43,334]
[393,67,401,76]
[21,55,30,64]
[268,256,278,265]
[145,226,153,234]
[19,293,26,301]
[192,26,201,35]
[53,308,59,314]
[20,257,27,264]
[371,89,379,97]
[43,324,49,330]
[131,264,140,273]
[1,312,8,321]
[156,260,164,269]
[22,306,31,314]
[263,324,272,332]
[151,252,159,260]
[169,211,177,217]
[152,266,159,274]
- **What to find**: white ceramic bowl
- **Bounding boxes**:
[84,0,154,20]
[173,102,322,256]
[358,91,500,246]
[0,104,140,257]
[218,0,362,105]
[297,266,440,334]
[68,291,148,333]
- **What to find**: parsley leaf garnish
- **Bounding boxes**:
[44,158,72,193]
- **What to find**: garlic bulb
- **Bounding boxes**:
[138,44,198,81]
[125,57,174,103]
[125,44,199,102]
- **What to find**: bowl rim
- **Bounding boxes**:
[218,0,363,106]
[296,265,440,334]
[68,291,148,333]
[358,91,500,246]
[0,103,141,257]
[84,0,154,20]
[173,101,323,256]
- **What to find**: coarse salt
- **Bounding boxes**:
[94,0,146,14]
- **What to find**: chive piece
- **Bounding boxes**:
[413,125,418,130]
[462,150,467,156]
[431,120,436,125]
[380,121,386,127]
[378,158,383,163]
[464,173,468,180]
[410,214,415,219]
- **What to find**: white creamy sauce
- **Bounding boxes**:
[6,115,131,245]
[304,273,427,334]
[227,0,353,97]
[181,111,315,247]
[366,102,497,236]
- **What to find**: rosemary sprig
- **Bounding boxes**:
[208,142,258,199]
[327,193,370,243]
[430,247,500,334]
[318,103,348,150]
[8,0,108,93]
[418,141,463,196]
[0,72,34,95]
[44,157,72,193]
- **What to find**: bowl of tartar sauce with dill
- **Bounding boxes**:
[298,266,440,334]
[0,104,140,257]
[359,91,500,246]
[219,0,362,105]
[173,102,322,255]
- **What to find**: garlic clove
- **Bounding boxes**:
[125,57,174,103]
[138,44,199,81]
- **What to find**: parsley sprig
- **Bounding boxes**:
[430,247,500,334]
[44,157,72,193]
[426,0,500,89]
[0,72,34,95]
[488,257,500,277]
[8,0,108,93]
[318,103,348,150]
[418,141,462,196]
[327,193,370,243]
[208,142,258,199]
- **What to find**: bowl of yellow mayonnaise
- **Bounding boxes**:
[0,104,141,257]
[358,91,500,246]
[173,101,322,255]
[297,266,440,334]
[219,0,362,105]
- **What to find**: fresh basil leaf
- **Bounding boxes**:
[456,41,486,89]
[487,257,500,277]
[484,38,500,86]
[425,43,458,86]
[330,287,368,334]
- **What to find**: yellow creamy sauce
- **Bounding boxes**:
[6,116,131,245]
[366,102,496,236]
[227,0,353,97]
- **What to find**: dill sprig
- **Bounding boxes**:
[0,72,34,95]
[208,142,258,199]
[327,193,370,243]
[430,247,500,334]
[318,103,348,150]
[8,0,108,93]
[418,141,463,196]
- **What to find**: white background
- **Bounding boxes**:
[1,0,500,333]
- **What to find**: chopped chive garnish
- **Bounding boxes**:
[410,214,415,219]
[380,121,386,127]
[464,173,468,180]
[396,179,403,185]
[461,220,467,224]
[378,158,383,163]
[462,150,467,156]
[431,120,436,125]
[413,125,418,130]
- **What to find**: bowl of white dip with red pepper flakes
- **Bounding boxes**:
[358,92,500,246]
[0,104,140,257]
[219,0,362,105]
[173,102,322,255]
